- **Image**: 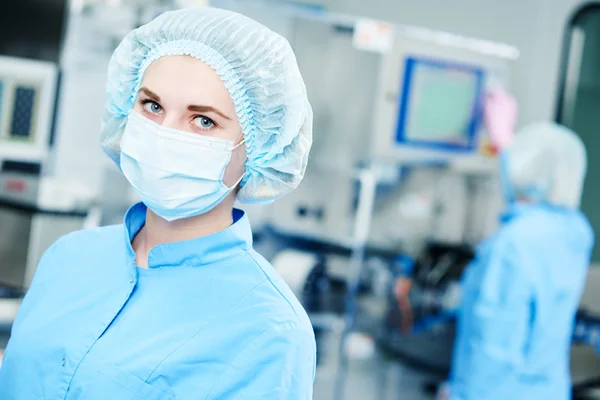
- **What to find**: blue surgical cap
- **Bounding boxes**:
[501,122,587,208]
[100,7,313,204]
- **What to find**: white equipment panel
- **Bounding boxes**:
[0,56,58,164]
[371,37,510,167]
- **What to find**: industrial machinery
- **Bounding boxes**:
[382,243,473,374]
[0,55,82,292]
[212,3,517,399]
[263,10,511,251]
[0,1,138,296]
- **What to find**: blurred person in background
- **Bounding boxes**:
[441,89,594,400]
[0,7,315,399]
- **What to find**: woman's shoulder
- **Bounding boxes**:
[47,224,125,257]
[238,249,313,331]
[33,224,127,282]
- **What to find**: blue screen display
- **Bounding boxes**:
[396,56,485,152]
[10,85,36,140]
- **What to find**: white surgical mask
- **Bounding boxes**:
[120,112,244,221]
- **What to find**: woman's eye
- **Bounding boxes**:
[143,101,163,114]
[193,116,215,130]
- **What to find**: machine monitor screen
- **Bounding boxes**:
[396,56,484,151]
[8,85,37,142]
[0,82,38,143]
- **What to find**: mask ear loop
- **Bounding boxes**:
[233,138,246,150]
[225,138,247,190]
[228,172,246,190]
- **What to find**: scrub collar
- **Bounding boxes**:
[123,202,252,268]
[500,201,565,224]
[500,202,533,224]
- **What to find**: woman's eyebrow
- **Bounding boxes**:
[139,87,161,102]
[188,104,232,120]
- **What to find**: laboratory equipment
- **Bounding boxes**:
[382,243,474,373]
[371,32,509,169]
[0,57,57,163]
[0,2,138,291]
[572,310,600,398]
[0,55,86,290]
[211,3,516,399]
[263,9,511,250]
[574,310,600,353]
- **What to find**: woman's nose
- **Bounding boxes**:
[160,114,185,131]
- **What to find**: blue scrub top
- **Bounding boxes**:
[0,203,316,399]
[449,203,594,400]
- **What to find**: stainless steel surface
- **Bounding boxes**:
[0,205,85,289]
[0,207,31,288]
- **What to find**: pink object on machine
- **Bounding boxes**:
[484,88,518,150]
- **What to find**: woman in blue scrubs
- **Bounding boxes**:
[0,7,315,399]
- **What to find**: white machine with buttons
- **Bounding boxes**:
[0,56,92,290]
[0,0,136,291]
